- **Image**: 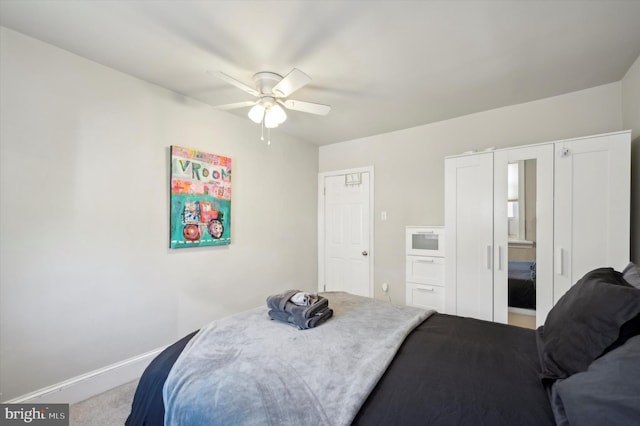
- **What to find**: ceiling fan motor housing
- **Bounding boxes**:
[252,72,283,96]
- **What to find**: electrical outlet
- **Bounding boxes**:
[382,282,389,293]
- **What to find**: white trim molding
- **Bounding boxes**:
[3,347,165,404]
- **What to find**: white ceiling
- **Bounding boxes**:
[2,1,640,146]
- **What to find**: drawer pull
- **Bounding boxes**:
[416,286,435,292]
[416,259,435,263]
[555,248,563,275]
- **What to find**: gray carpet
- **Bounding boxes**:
[69,380,137,426]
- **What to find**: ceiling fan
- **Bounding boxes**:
[210,68,331,131]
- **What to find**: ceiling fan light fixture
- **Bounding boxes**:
[264,117,279,129]
[269,103,287,124]
[248,103,265,123]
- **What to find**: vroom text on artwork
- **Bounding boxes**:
[170,146,231,248]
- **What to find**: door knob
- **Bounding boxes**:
[362,250,368,256]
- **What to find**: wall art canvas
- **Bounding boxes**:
[170,146,231,248]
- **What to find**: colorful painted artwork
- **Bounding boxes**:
[170,146,231,248]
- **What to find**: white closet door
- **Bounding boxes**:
[493,144,554,327]
[553,132,631,302]
[445,153,494,320]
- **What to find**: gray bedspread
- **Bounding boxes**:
[163,291,434,425]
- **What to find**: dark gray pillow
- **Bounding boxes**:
[537,267,640,381]
[550,335,640,426]
[622,262,640,289]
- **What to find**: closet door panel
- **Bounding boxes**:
[493,145,553,327]
[445,153,493,321]
[553,133,630,302]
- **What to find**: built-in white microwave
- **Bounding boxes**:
[406,226,445,257]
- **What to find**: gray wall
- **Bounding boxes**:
[622,55,640,262]
[319,82,628,305]
[0,28,318,401]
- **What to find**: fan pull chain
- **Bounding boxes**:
[257,111,271,145]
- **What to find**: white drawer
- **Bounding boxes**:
[406,226,445,257]
[406,283,445,312]
[406,255,444,285]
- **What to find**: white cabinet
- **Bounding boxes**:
[493,144,554,326]
[445,131,631,326]
[444,153,494,321]
[406,226,445,311]
[553,132,631,302]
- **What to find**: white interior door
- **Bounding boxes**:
[319,168,373,297]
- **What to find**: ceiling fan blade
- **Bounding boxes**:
[281,99,331,116]
[213,100,257,111]
[272,68,311,97]
[208,70,260,97]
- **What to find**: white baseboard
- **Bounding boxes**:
[4,347,165,404]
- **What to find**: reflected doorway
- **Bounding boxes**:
[507,159,537,329]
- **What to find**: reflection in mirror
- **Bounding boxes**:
[507,159,537,329]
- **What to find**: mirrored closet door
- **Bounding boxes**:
[445,131,630,329]
[493,145,553,328]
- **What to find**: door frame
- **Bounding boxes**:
[318,166,375,296]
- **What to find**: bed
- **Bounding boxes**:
[508,260,536,310]
[126,265,640,426]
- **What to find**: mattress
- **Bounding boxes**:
[353,313,554,425]
[126,313,553,425]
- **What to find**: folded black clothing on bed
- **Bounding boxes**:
[268,306,334,329]
[266,290,329,319]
